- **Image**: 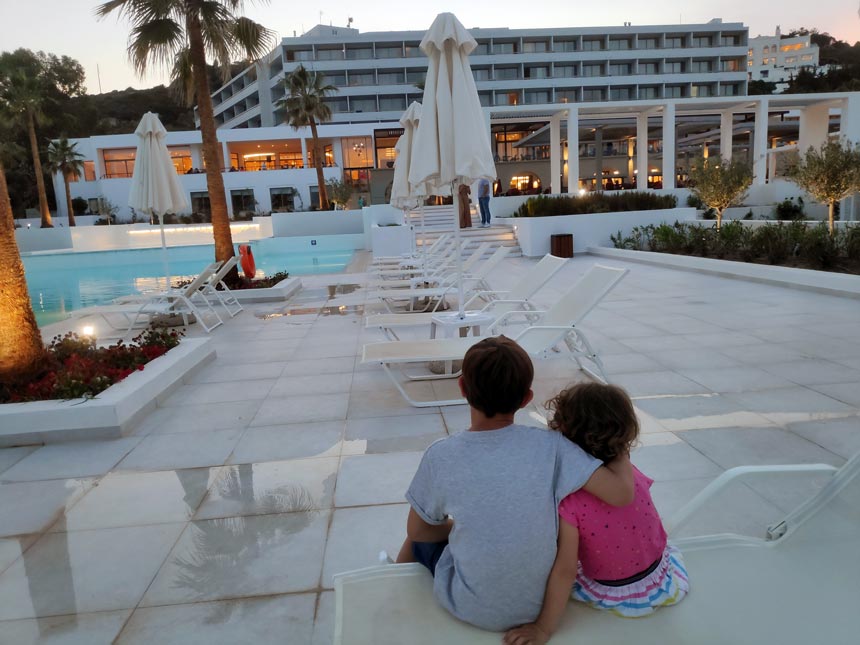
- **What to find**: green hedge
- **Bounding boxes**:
[611,221,860,271]
[514,192,678,217]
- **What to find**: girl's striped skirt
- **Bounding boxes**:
[572,544,689,618]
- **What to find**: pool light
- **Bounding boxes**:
[81,325,95,337]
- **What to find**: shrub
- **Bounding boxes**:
[751,223,789,264]
[514,192,677,217]
[801,224,841,268]
[844,226,860,261]
[71,197,89,215]
[773,196,805,220]
[651,223,687,254]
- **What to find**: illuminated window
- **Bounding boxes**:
[780,43,803,52]
[102,148,136,178]
[168,147,192,174]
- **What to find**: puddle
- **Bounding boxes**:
[320,305,365,316]
[326,283,363,297]
[256,307,322,320]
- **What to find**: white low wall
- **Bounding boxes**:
[497,208,697,257]
[68,220,269,253]
[272,210,363,237]
[15,226,73,253]
[371,224,414,258]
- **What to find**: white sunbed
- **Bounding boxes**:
[371,233,453,269]
[369,246,512,313]
[361,264,629,406]
[79,261,225,336]
[369,242,493,289]
[334,451,860,645]
[366,253,569,340]
[201,256,243,318]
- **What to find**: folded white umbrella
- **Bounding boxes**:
[409,13,497,317]
[390,102,430,262]
[128,112,189,286]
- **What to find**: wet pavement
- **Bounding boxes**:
[1,254,859,643]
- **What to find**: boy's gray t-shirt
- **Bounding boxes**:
[405,424,601,631]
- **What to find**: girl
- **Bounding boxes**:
[504,383,689,645]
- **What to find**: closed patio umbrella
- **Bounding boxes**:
[409,13,497,317]
[128,112,189,287]
[390,101,429,262]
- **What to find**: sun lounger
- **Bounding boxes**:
[366,254,568,340]
[369,246,511,313]
[362,264,629,405]
[334,450,860,644]
[371,233,452,266]
[201,256,243,318]
[369,242,492,289]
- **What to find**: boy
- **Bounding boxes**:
[396,336,634,631]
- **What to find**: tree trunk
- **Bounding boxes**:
[716,208,723,231]
[0,160,46,384]
[186,11,238,283]
[64,173,76,227]
[828,201,835,236]
[309,119,329,210]
[27,110,52,228]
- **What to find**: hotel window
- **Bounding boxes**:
[190,191,211,216]
[378,96,406,111]
[168,147,193,174]
[495,66,519,80]
[345,47,373,60]
[473,67,491,81]
[230,189,255,215]
[691,84,711,97]
[524,89,550,104]
[639,62,658,75]
[377,70,405,85]
[665,37,684,49]
[405,69,424,84]
[554,38,577,52]
[493,42,517,55]
[285,49,312,62]
[720,84,739,96]
[760,70,770,77]
[347,71,375,86]
[495,91,520,106]
[270,187,297,212]
[638,37,658,49]
[609,63,631,76]
[404,43,425,58]
[638,86,659,99]
[479,92,492,107]
[524,66,549,79]
[277,151,304,169]
[609,87,631,100]
[307,144,334,169]
[555,88,578,103]
[780,43,804,52]
[721,35,739,46]
[691,36,711,47]
[323,98,348,113]
[665,85,684,98]
[582,64,602,77]
[87,198,100,213]
[81,161,96,182]
[664,61,683,74]
[582,88,604,102]
[350,97,377,113]
[473,42,489,55]
[325,72,346,86]
[555,64,577,78]
[721,59,740,72]
[608,38,630,50]
[342,137,372,168]
[375,45,402,59]
[582,38,603,51]
[103,148,136,178]
[801,54,814,61]
[522,40,549,53]
[785,56,797,64]
[691,60,712,73]
[315,47,343,61]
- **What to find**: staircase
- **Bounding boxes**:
[405,205,521,258]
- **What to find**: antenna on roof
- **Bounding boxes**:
[348,17,354,28]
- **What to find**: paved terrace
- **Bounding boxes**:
[1,253,859,643]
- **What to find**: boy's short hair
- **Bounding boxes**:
[461,336,534,418]
[546,382,639,462]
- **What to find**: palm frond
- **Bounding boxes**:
[170,48,196,105]
[231,17,277,60]
[128,17,185,76]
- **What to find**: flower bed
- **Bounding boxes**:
[1,328,182,403]
[513,192,678,217]
[611,221,860,274]
[173,271,289,291]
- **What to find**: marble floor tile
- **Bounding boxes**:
[631,441,723,481]
[291,342,359,360]
[322,504,410,587]
[0,479,94,537]
[279,356,356,377]
[725,386,856,425]
[118,594,315,645]
[268,373,354,398]
[312,591,335,645]
[343,414,446,455]
[642,348,740,371]
[0,610,131,645]
[612,371,710,397]
[0,439,140,483]
[0,523,185,620]
[679,426,845,470]
[195,458,338,519]
[142,511,329,605]
[346,383,442,419]
[138,400,263,435]
[0,536,37,576]
[0,447,39,477]
[633,393,776,432]
[230,421,345,464]
[678,366,794,394]
[760,360,860,387]
[54,468,219,531]
[335,452,423,507]
[116,430,242,471]
[807,382,860,408]
[188,361,286,385]
[251,393,350,426]
[786,418,860,460]
[160,379,276,407]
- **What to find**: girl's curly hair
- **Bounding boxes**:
[546,382,639,462]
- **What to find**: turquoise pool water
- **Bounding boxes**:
[23,242,353,326]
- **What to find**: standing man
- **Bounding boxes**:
[478,178,492,228]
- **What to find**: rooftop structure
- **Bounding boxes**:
[208,20,750,130]
[748,27,821,91]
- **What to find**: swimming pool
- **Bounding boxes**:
[22,241,354,326]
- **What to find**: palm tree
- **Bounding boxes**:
[98,0,275,280]
[0,70,53,228]
[0,130,45,384]
[47,138,85,227]
[278,65,337,211]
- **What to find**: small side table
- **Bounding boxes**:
[430,311,496,339]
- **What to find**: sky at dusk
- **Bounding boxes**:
[1,0,858,93]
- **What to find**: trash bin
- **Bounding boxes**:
[550,233,574,258]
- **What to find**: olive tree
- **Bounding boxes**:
[688,159,753,230]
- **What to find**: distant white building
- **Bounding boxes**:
[748,27,820,90]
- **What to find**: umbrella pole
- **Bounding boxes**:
[157,211,171,289]
[452,182,465,319]
[419,202,427,268]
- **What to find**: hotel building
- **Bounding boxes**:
[748,27,820,91]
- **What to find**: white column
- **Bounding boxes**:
[566,107,579,193]
[769,139,779,182]
[662,103,676,190]
[300,137,309,169]
[636,113,648,190]
[841,95,860,144]
[190,145,203,169]
[798,103,831,155]
[720,110,734,163]
[752,98,769,185]
[550,115,561,194]
[221,142,230,170]
[626,139,634,182]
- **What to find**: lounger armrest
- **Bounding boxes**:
[478,298,531,313]
[666,463,839,538]
[490,309,547,328]
[463,290,510,308]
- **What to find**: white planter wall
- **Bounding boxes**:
[272,210,364,237]
[497,208,697,257]
[371,224,414,258]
